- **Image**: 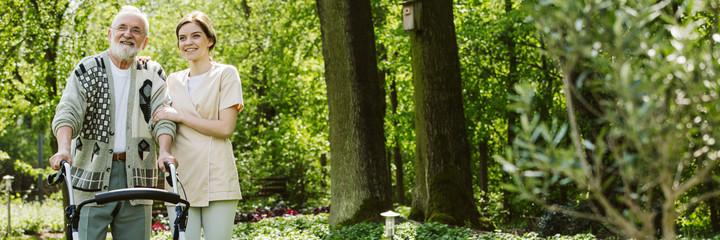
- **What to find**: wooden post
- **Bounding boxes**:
[37,133,44,202]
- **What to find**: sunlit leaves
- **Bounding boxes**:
[500,0,720,238]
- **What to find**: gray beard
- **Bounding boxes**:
[110,41,142,61]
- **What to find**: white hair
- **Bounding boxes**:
[111,6,150,36]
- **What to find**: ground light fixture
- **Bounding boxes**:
[381,210,401,239]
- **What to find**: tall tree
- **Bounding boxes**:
[406,0,491,229]
[390,77,405,205]
[501,0,519,221]
[316,0,392,227]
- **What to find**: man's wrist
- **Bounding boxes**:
[58,146,71,153]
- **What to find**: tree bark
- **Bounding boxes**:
[538,38,554,122]
[316,0,392,227]
[478,139,489,194]
[407,0,490,229]
[390,77,405,205]
[502,0,519,223]
[708,178,720,232]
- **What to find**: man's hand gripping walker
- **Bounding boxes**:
[47,160,189,240]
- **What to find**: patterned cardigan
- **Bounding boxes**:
[52,50,176,205]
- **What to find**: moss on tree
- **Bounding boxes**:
[408,207,425,222]
[426,170,495,231]
[336,197,391,228]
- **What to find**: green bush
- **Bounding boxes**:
[393,222,419,240]
[416,222,472,240]
[497,0,720,238]
[537,201,604,237]
[0,192,64,236]
[676,204,714,238]
[232,213,329,240]
[326,222,384,240]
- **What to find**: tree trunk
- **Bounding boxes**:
[538,38,554,121]
[477,139,489,194]
[502,0,519,223]
[407,0,490,230]
[390,77,405,205]
[505,0,518,147]
[316,0,392,227]
[708,179,720,232]
[393,143,404,205]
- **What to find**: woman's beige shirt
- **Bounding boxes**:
[165,63,243,207]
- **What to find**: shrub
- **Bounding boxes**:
[233,213,329,240]
[0,192,64,236]
[326,222,384,240]
[416,222,472,240]
[497,0,720,239]
[537,201,604,237]
[235,202,329,223]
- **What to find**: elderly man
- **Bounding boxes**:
[49,6,176,240]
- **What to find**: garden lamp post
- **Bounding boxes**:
[3,175,14,237]
[381,210,400,239]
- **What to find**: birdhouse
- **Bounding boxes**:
[402,0,421,31]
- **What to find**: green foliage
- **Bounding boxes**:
[536,201,605,237]
[498,0,720,238]
[392,205,412,219]
[233,214,329,240]
[477,231,597,240]
[676,203,714,237]
[217,0,330,207]
[13,160,52,179]
[0,0,105,200]
[0,197,621,240]
[455,0,565,223]
[477,191,510,226]
[392,222,420,240]
[374,0,416,201]
[0,150,8,164]
[323,219,472,240]
[327,222,384,240]
[0,192,64,236]
[416,222,473,240]
[0,121,53,199]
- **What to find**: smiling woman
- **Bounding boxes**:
[3,1,333,239]
[152,11,244,240]
[176,23,214,65]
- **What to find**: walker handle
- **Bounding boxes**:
[164,161,174,187]
[47,160,69,185]
[163,162,179,194]
[94,188,184,204]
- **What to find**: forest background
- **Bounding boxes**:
[1,0,720,238]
